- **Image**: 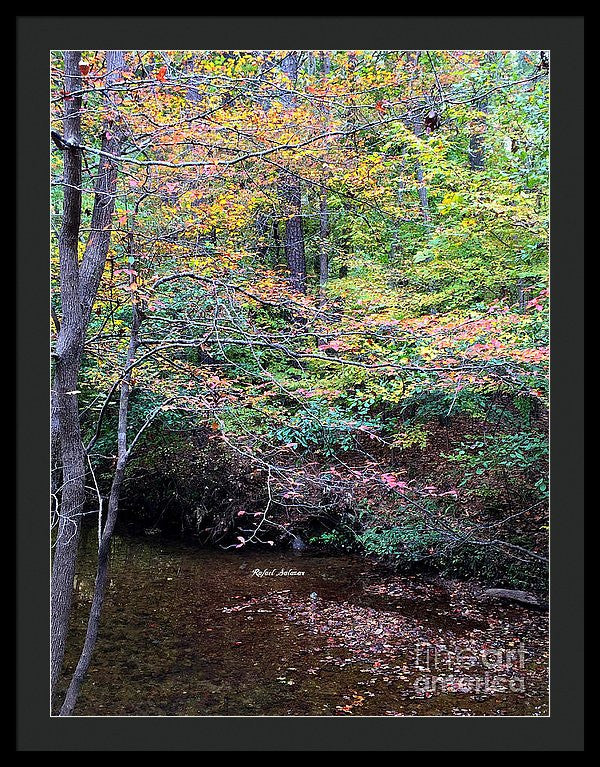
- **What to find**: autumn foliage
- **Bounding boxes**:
[51,49,549,584]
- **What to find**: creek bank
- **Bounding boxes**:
[114,424,547,593]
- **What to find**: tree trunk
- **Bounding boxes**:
[50,50,125,703]
[412,113,431,223]
[318,51,331,303]
[79,51,126,327]
[416,163,431,223]
[272,219,282,262]
[469,99,487,170]
[406,52,431,224]
[50,50,85,698]
[59,305,142,716]
[256,213,270,261]
[468,53,493,171]
[319,190,329,296]
[279,51,307,293]
[282,180,307,293]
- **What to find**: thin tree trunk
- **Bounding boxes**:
[319,190,329,299]
[469,99,487,170]
[318,51,331,304]
[59,304,142,716]
[468,52,494,171]
[518,278,527,312]
[405,52,431,224]
[416,163,431,223]
[391,155,407,260]
[412,113,431,223]
[255,51,305,288]
[256,213,270,261]
[272,219,282,262]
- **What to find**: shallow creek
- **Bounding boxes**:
[60,529,549,716]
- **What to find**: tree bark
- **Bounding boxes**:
[281,180,307,293]
[415,163,431,223]
[279,52,307,293]
[406,52,431,224]
[412,113,431,224]
[59,305,142,716]
[51,50,85,698]
[468,53,494,171]
[51,50,125,704]
[319,190,330,296]
[318,52,331,303]
[272,219,282,262]
[79,51,126,327]
[468,99,487,171]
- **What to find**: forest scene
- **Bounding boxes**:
[50,49,549,717]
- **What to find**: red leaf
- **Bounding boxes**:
[156,65,167,82]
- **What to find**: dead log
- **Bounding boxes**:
[480,588,545,609]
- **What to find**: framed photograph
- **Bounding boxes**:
[16,16,584,751]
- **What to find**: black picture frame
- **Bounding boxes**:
[17,16,584,751]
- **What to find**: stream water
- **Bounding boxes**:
[61,528,549,716]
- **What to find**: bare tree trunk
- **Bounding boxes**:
[79,51,126,327]
[469,52,494,171]
[272,219,282,262]
[318,51,331,303]
[281,180,306,293]
[59,305,142,716]
[518,278,527,312]
[405,52,431,224]
[50,50,125,704]
[51,50,85,698]
[469,99,487,170]
[319,190,329,298]
[279,51,307,293]
[256,213,270,261]
[412,114,431,224]
[415,163,431,223]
